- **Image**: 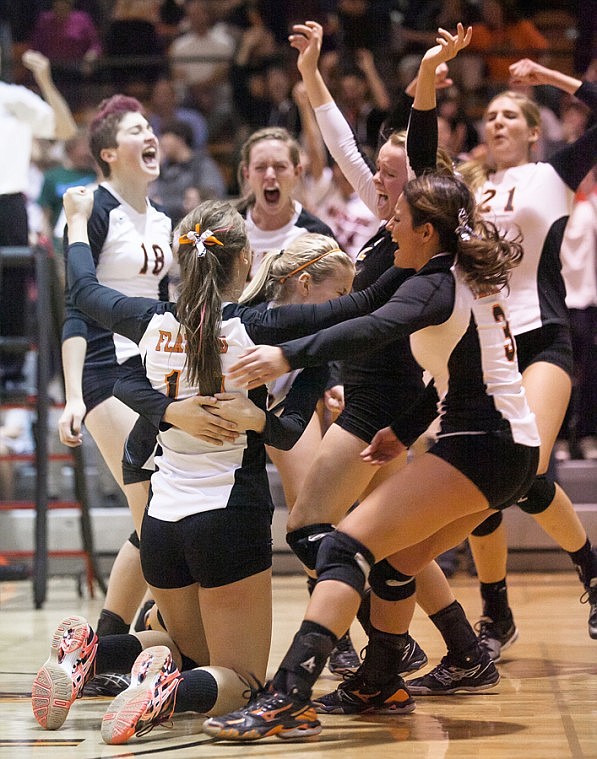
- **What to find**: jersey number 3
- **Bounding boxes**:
[492,304,516,362]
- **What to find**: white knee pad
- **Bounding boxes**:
[199,666,252,715]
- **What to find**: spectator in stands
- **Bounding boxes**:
[230,7,280,133]
[0,49,77,390]
[561,98,593,144]
[0,49,76,580]
[38,130,97,255]
[336,48,390,153]
[150,119,227,226]
[436,88,480,160]
[146,76,209,153]
[103,0,167,97]
[468,0,550,95]
[331,0,393,66]
[316,161,380,261]
[0,408,33,501]
[169,0,236,139]
[28,0,102,107]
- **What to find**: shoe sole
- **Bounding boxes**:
[314,699,416,715]
[203,721,322,741]
[101,646,174,745]
[32,615,92,730]
[407,673,500,696]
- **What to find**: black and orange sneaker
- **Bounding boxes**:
[32,615,98,729]
[313,666,415,715]
[202,687,321,741]
[101,645,181,745]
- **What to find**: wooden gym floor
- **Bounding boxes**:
[0,570,595,758]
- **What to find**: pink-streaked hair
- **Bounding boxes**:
[88,95,145,178]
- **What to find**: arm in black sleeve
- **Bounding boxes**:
[238,264,413,345]
[326,361,343,389]
[390,379,439,447]
[548,87,597,192]
[67,241,161,345]
[62,198,108,342]
[259,365,329,450]
[573,80,597,111]
[407,106,439,176]
[158,274,170,302]
[280,269,455,369]
[548,84,597,191]
[113,370,172,430]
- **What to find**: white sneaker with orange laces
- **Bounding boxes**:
[101,645,181,745]
[32,615,98,729]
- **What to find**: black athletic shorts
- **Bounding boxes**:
[430,431,539,510]
[140,507,273,589]
[335,381,423,444]
[515,324,573,377]
[82,355,143,413]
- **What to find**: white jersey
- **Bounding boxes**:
[63,183,173,366]
[477,162,573,335]
[138,310,257,520]
[243,200,334,278]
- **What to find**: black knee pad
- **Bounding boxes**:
[471,510,503,537]
[286,523,334,570]
[369,559,416,601]
[128,530,140,549]
[517,475,556,515]
[316,530,375,596]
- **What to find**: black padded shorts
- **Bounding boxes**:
[140,507,272,589]
[430,431,539,510]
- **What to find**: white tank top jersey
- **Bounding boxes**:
[478,162,573,336]
[137,310,258,521]
[95,182,174,363]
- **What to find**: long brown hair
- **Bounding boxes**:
[404,172,523,292]
[175,200,248,394]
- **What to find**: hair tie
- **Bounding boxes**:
[455,208,476,241]
[178,224,224,257]
[278,248,343,284]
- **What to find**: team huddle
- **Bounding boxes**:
[29,22,596,746]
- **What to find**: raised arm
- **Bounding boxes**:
[413,24,472,113]
[290,20,378,212]
[292,81,327,182]
[356,48,391,113]
[509,60,597,190]
[507,58,582,95]
[289,21,334,109]
[22,50,77,140]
